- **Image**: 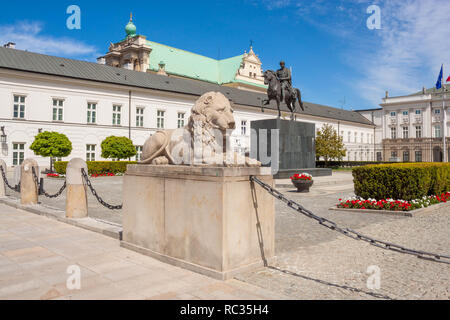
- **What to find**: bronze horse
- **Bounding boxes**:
[261,70,304,118]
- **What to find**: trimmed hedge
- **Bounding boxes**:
[54,161,137,175]
[316,161,391,168]
[353,163,450,201]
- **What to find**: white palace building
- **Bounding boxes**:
[0,17,385,169]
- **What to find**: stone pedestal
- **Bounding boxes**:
[20,159,39,205]
[66,158,88,219]
[121,165,275,280]
[251,119,332,178]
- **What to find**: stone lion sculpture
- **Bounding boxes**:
[140,92,261,167]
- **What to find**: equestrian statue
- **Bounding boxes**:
[261,61,304,119]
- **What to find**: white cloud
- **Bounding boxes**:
[357,0,450,104]
[0,21,99,60]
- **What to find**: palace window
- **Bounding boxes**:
[113,105,122,125]
[391,151,398,159]
[402,126,409,139]
[136,107,144,127]
[403,151,410,162]
[157,110,165,129]
[87,103,97,124]
[86,144,96,161]
[177,113,185,128]
[434,109,441,115]
[135,146,143,162]
[13,95,26,119]
[241,120,248,136]
[12,143,25,166]
[390,111,396,117]
[52,99,64,121]
[415,126,422,138]
[415,110,422,115]
[434,125,442,138]
[354,132,357,143]
[415,151,422,162]
[377,152,382,162]
[390,127,397,139]
[402,111,409,116]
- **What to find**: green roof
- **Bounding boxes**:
[147,41,264,87]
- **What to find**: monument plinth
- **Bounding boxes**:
[121,165,275,280]
[251,119,332,178]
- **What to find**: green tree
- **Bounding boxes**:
[315,124,347,166]
[101,136,137,160]
[30,132,72,172]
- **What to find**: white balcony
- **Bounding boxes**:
[389,117,397,125]
[433,116,442,123]
[414,116,423,124]
[401,116,410,124]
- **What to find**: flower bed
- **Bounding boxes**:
[46,173,64,178]
[337,192,450,212]
[90,172,123,178]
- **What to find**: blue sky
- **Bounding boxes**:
[0,0,449,110]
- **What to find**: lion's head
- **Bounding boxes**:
[188,92,236,133]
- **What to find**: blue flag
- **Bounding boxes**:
[436,65,443,89]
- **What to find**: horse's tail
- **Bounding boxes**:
[296,88,304,111]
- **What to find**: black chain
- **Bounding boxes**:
[42,181,67,199]
[251,176,450,265]
[31,167,66,198]
[0,165,20,192]
[81,169,123,210]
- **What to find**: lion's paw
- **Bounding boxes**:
[245,157,262,167]
[152,156,170,165]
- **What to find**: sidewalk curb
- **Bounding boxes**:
[0,197,123,240]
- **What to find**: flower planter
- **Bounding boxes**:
[292,180,314,193]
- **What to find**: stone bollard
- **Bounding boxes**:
[20,159,39,205]
[66,158,88,219]
[0,159,6,197]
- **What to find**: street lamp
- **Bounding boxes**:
[0,127,6,143]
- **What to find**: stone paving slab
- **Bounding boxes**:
[0,204,289,300]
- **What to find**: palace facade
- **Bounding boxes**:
[358,88,450,163]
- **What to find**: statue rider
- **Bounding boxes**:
[276,61,293,101]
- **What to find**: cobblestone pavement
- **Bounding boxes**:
[0,204,289,300]
[236,183,450,300]
[4,171,450,300]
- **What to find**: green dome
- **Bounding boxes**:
[125,20,136,37]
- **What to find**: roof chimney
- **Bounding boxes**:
[422,86,426,94]
[385,91,389,98]
[4,42,16,49]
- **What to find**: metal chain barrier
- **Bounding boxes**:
[81,168,123,210]
[0,165,20,192]
[251,176,450,265]
[31,167,66,199]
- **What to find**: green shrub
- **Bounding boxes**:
[54,161,137,175]
[101,136,137,160]
[353,163,450,201]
